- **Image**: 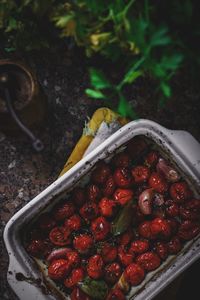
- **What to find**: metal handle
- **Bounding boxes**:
[0,73,44,152]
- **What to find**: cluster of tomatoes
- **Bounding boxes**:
[26,137,200,300]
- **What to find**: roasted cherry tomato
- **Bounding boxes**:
[64,267,84,288]
[112,152,131,168]
[91,216,110,241]
[150,217,171,240]
[165,200,180,217]
[99,242,117,263]
[65,214,81,232]
[105,262,122,284]
[113,167,132,188]
[48,259,71,280]
[179,199,200,220]
[118,229,134,246]
[92,162,111,185]
[26,239,46,258]
[126,137,147,159]
[148,172,168,194]
[102,175,116,197]
[80,202,99,223]
[66,250,80,268]
[106,288,126,300]
[178,220,200,241]
[167,236,182,254]
[87,184,101,202]
[118,245,134,266]
[166,218,179,235]
[124,263,145,286]
[49,226,71,246]
[72,187,86,207]
[99,197,117,218]
[114,188,133,205]
[87,254,104,279]
[54,201,75,221]
[73,234,93,254]
[154,241,168,260]
[129,240,149,255]
[138,221,154,240]
[136,251,161,271]
[131,166,150,184]
[38,213,56,232]
[70,287,91,300]
[144,151,159,168]
[169,181,192,203]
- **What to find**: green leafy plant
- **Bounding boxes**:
[1,0,199,117]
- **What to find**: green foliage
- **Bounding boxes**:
[1,0,199,117]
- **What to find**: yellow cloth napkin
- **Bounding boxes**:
[59,107,128,176]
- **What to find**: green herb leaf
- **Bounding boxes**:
[123,70,142,84]
[90,68,111,89]
[85,88,106,99]
[160,82,171,98]
[79,277,108,300]
[150,27,171,47]
[112,200,134,235]
[117,94,137,119]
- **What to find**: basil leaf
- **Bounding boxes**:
[112,200,134,236]
[79,277,108,300]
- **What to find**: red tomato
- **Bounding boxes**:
[48,259,71,280]
[104,262,122,284]
[91,216,110,241]
[73,234,94,254]
[167,236,182,254]
[99,197,117,217]
[64,267,84,288]
[118,229,134,246]
[150,217,171,240]
[87,254,104,279]
[114,188,133,205]
[26,239,46,258]
[165,200,180,217]
[54,201,75,221]
[148,172,168,193]
[70,287,91,300]
[106,288,126,300]
[80,202,99,223]
[72,187,86,207]
[49,226,71,246]
[169,181,192,203]
[136,251,161,271]
[100,242,117,263]
[102,175,116,197]
[178,220,200,241]
[138,221,154,240]
[118,245,134,266]
[131,165,150,184]
[124,263,145,286]
[114,167,132,188]
[87,184,101,202]
[66,250,80,268]
[154,241,168,260]
[92,162,111,185]
[144,151,159,168]
[65,214,81,231]
[129,240,149,255]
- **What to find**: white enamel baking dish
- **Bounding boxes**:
[3,119,200,300]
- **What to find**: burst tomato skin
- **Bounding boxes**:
[167,236,182,254]
[154,241,168,260]
[169,182,192,203]
[99,197,117,218]
[54,201,75,221]
[124,263,145,286]
[113,167,132,188]
[106,288,126,300]
[102,175,116,196]
[49,227,71,246]
[138,221,154,240]
[148,172,168,194]
[150,217,171,240]
[105,262,122,284]
[72,188,86,207]
[64,267,84,288]
[80,202,99,223]
[113,152,131,168]
[87,254,104,279]
[118,245,134,266]
[91,216,110,241]
[73,234,94,254]
[87,184,101,202]
[65,214,81,231]
[48,259,71,280]
[66,250,80,268]
[136,252,161,271]
[114,188,133,205]
[129,240,149,255]
[92,162,111,185]
[70,287,91,300]
[144,151,159,168]
[131,166,150,184]
[100,242,117,263]
[165,200,180,217]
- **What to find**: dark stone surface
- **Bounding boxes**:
[0,47,200,300]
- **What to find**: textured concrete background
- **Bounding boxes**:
[0,47,200,300]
